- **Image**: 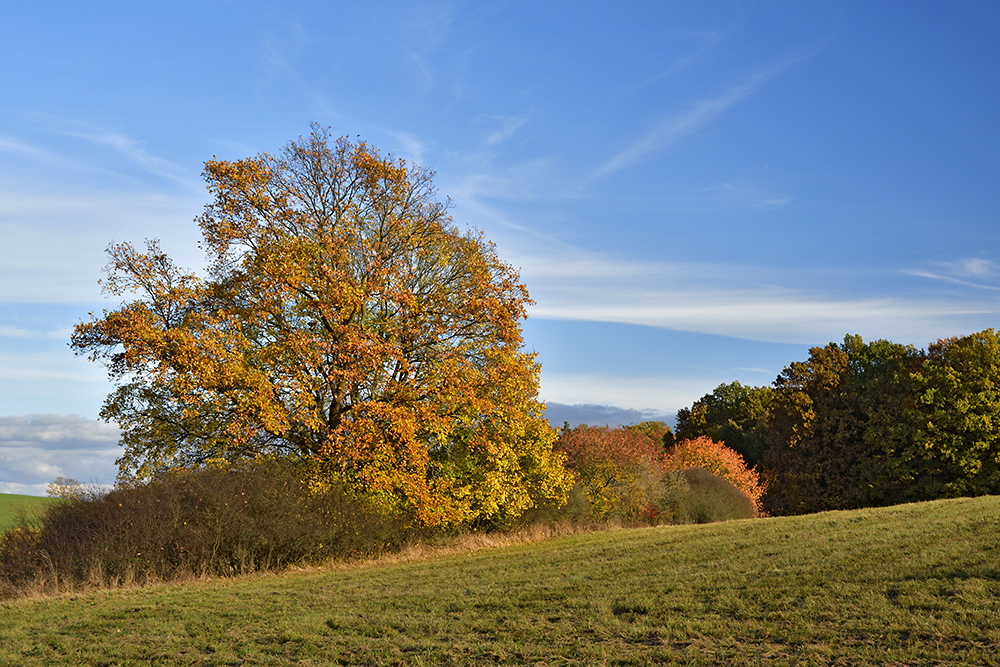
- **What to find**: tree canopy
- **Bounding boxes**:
[675,330,1000,515]
[674,381,773,467]
[911,330,1000,497]
[72,126,572,526]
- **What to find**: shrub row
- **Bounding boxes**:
[1,428,763,601]
[0,461,414,600]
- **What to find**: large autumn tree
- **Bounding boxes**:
[72,126,572,526]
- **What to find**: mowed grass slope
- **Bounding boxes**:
[2,496,998,666]
[0,493,60,532]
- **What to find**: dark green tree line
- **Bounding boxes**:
[674,381,773,467]
[673,329,1000,515]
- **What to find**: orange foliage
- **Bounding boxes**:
[71,126,571,526]
[556,426,666,517]
[558,426,664,475]
[663,436,765,515]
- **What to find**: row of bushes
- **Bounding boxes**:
[1,429,761,600]
[0,461,414,600]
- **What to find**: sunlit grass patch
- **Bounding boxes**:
[0,493,60,532]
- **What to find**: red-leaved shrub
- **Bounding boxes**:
[556,425,667,519]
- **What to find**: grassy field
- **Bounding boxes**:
[1,496,997,666]
[0,493,60,532]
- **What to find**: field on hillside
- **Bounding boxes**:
[1,496,998,666]
[0,493,60,532]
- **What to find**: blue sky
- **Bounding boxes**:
[1,1,997,494]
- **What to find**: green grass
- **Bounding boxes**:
[0,493,60,532]
[1,496,998,666]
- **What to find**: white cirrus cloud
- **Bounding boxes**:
[0,325,73,340]
[593,66,785,179]
[482,114,531,147]
[592,42,830,180]
[507,245,999,346]
[904,258,1000,291]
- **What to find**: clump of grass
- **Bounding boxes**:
[0,461,414,600]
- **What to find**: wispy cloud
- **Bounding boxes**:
[0,131,111,175]
[624,28,732,94]
[951,258,997,278]
[529,294,993,344]
[61,129,199,190]
[0,325,70,340]
[593,45,826,180]
[593,68,781,179]
[482,114,531,146]
[441,136,996,348]
[392,2,455,90]
[0,135,55,160]
[3,117,203,192]
[256,23,341,122]
[451,156,563,204]
[904,258,1000,291]
[440,158,576,253]
[0,187,204,303]
[0,350,107,383]
[0,325,36,338]
[380,130,430,166]
[510,245,1000,346]
[701,180,794,209]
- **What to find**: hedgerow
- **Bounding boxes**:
[555,426,759,524]
[0,460,413,600]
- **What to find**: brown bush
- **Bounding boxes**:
[0,461,414,600]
